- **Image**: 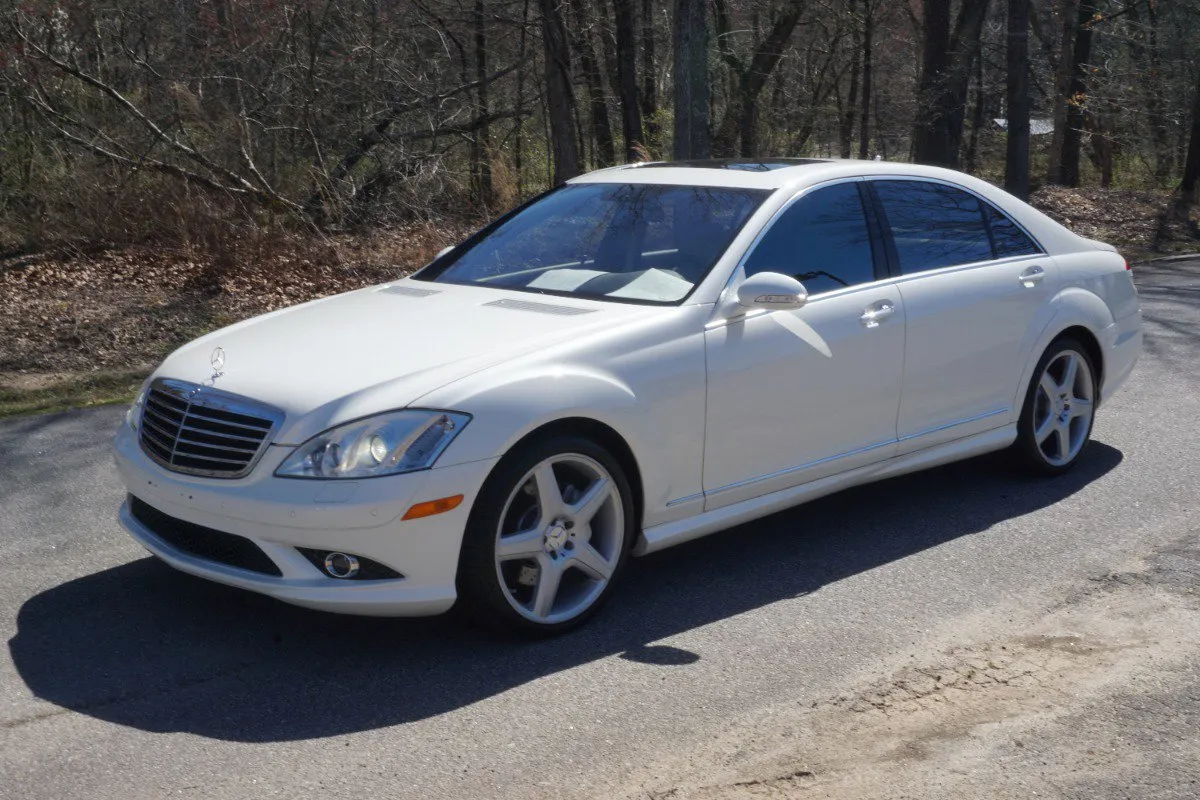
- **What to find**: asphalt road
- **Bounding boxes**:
[2,258,1199,799]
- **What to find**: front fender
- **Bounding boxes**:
[434,365,647,468]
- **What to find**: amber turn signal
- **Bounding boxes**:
[402,494,464,520]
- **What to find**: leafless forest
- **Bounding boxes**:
[2,0,1199,255]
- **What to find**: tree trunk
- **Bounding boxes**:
[595,0,622,102]
[1004,0,1031,199]
[839,0,861,160]
[711,0,807,157]
[911,0,952,165]
[943,0,989,159]
[1045,0,1078,185]
[1181,72,1200,203]
[470,0,494,207]
[912,0,989,168]
[672,0,710,159]
[1125,0,1170,185]
[569,0,617,167]
[613,0,644,159]
[515,0,531,197]
[539,0,581,183]
[640,0,661,154]
[1059,0,1095,188]
[965,54,985,174]
[858,5,873,160]
[1088,112,1114,188]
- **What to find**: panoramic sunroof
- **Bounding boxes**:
[637,158,830,172]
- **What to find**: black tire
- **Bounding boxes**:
[1012,336,1098,475]
[456,433,635,636]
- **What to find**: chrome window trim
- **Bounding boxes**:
[139,378,284,479]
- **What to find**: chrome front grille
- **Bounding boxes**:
[138,379,283,478]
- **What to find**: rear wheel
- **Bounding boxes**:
[457,434,634,635]
[1013,338,1097,474]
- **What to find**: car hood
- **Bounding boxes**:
[156,279,657,443]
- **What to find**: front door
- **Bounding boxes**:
[703,181,905,509]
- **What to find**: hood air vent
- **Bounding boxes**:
[380,285,441,298]
[483,298,595,316]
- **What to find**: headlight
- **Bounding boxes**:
[275,410,470,479]
[125,380,151,430]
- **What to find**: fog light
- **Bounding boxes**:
[323,552,360,579]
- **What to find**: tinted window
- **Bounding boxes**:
[874,180,993,273]
[743,182,876,295]
[985,202,1041,258]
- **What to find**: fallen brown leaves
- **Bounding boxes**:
[1,187,1197,413]
[1030,185,1200,258]
[0,221,472,384]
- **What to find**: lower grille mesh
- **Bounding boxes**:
[130,495,282,577]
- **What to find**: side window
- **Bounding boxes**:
[874,180,993,273]
[743,182,876,295]
[984,202,1041,258]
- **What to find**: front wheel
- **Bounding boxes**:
[1013,338,1098,474]
[456,434,635,635]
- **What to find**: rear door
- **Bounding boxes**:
[869,179,1057,453]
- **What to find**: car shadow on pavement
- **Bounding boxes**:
[9,442,1122,742]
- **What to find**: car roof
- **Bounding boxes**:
[567,157,1085,255]
[570,158,999,192]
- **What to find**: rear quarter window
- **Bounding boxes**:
[984,202,1042,258]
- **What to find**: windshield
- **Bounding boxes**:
[417,183,769,304]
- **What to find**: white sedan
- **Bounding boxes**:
[113,159,1142,634]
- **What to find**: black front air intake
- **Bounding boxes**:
[129,495,282,577]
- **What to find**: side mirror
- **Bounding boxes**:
[736,272,808,311]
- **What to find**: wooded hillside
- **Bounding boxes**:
[1,0,1199,252]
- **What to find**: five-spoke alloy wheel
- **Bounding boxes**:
[457,434,634,635]
[1015,338,1098,474]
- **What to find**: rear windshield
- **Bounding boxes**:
[416,183,769,304]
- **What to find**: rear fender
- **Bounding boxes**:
[1010,286,1114,414]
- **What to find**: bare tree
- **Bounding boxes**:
[1005,0,1032,199]
[912,0,990,168]
[540,0,581,182]
[672,0,710,159]
[711,0,809,157]
[613,0,645,159]
[1059,0,1098,187]
[640,0,662,153]
[1182,70,1200,203]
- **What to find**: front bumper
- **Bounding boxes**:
[113,422,498,616]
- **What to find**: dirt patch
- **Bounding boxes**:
[621,537,1200,799]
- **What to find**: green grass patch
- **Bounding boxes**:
[0,369,148,419]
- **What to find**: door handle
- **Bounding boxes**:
[1019,266,1046,287]
[860,301,895,328]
